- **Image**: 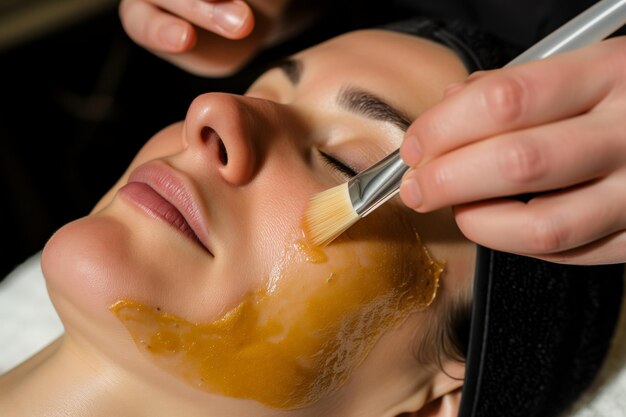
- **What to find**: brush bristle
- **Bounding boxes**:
[303,183,360,247]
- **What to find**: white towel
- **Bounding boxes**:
[0,252,63,374]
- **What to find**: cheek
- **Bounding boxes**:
[238,170,323,282]
[41,206,219,331]
[41,214,140,355]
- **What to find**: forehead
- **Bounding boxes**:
[294,29,469,117]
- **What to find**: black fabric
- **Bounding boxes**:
[380,16,625,417]
[388,0,626,49]
[462,248,623,417]
[380,17,521,72]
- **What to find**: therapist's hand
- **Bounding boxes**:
[119,0,278,76]
[400,37,626,265]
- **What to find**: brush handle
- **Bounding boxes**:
[506,0,626,67]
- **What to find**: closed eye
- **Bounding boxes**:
[318,150,358,178]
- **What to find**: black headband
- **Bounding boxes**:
[380,16,625,417]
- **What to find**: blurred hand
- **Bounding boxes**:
[399,37,626,265]
[119,0,278,76]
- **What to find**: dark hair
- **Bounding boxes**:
[412,271,471,372]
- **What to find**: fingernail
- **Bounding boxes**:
[402,134,422,166]
[401,178,422,209]
[161,23,188,49]
[213,1,249,33]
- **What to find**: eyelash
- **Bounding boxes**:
[318,150,358,178]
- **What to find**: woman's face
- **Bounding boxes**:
[42,30,472,411]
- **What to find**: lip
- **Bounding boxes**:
[118,161,213,255]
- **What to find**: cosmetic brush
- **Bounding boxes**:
[303,0,626,247]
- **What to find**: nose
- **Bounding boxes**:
[183,92,268,185]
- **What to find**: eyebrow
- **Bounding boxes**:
[270,57,411,132]
[336,86,411,132]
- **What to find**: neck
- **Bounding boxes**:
[1,336,131,417]
[0,335,341,417]
[0,334,428,417]
[0,335,215,417]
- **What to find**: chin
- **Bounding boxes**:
[41,212,136,328]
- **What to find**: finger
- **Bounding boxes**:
[401,110,623,211]
[399,68,496,167]
[147,0,254,39]
[453,174,626,259]
[405,40,618,163]
[120,0,196,52]
[401,71,490,165]
[537,230,626,265]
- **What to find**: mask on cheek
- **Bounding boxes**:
[111,208,443,409]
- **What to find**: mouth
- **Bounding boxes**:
[118,161,213,255]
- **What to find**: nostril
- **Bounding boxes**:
[218,139,228,165]
[201,126,228,165]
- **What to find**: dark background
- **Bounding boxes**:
[0,2,386,280]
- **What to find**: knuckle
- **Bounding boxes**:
[525,216,566,253]
[423,164,454,204]
[432,168,449,192]
[482,75,528,125]
[412,114,433,141]
[498,137,547,184]
[413,108,450,146]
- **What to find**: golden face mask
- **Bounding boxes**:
[112,210,442,409]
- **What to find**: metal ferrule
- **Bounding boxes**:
[348,148,409,217]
